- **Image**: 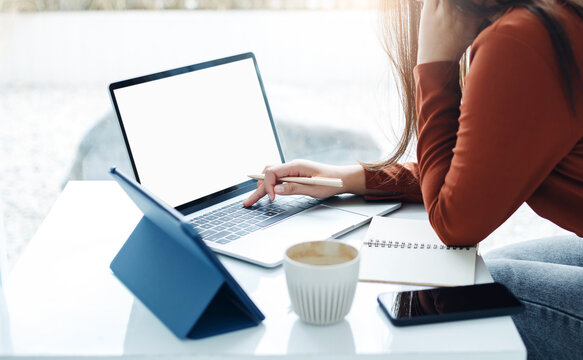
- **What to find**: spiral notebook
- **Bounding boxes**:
[359,217,477,287]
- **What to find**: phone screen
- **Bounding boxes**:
[377,282,523,326]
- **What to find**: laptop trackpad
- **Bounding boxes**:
[224,205,367,267]
[322,193,401,217]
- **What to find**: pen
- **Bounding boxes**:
[247,174,343,188]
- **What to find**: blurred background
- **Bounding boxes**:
[0,0,572,272]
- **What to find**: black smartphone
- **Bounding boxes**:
[377,282,524,326]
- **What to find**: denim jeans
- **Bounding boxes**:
[483,235,583,360]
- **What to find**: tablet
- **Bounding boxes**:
[109,167,264,339]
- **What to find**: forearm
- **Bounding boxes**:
[335,164,368,195]
[361,163,423,202]
[331,162,423,200]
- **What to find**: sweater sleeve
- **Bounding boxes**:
[363,162,423,203]
[415,31,578,246]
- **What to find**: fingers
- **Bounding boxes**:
[243,163,300,206]
[273,182,325,198]
[260,161,312,201]
[244,160,333,206]
[243,183,267,207]
[422,0,439,11]
[262,168,279,201]
[243,171,310,206]
[417,0,481,63]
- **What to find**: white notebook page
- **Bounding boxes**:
[359,217,477,287]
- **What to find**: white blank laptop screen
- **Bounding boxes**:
[113,58,282,208]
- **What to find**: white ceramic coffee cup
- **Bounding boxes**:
[284,240,360,325]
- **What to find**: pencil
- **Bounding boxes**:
[247,174,343,188]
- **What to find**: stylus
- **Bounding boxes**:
[247,174,343,188]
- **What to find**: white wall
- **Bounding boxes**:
[0,10,402,143]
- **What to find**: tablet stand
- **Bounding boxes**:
[110,216,263,339]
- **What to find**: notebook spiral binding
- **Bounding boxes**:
[365,238,472,251]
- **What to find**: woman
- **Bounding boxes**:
[244,0,583,358]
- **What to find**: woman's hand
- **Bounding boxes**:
[242,160,366,207]
[417,0,484,64]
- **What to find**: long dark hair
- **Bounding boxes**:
[367,0,583,171]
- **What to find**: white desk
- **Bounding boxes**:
[0,181,526,359]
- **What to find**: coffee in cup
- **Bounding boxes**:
[284,240,360,325]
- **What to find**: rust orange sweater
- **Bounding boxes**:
[365,7,583,246]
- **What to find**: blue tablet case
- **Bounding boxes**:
[109,167,264,339]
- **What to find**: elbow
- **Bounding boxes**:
[437,233,481,247]
[427,210,488,247]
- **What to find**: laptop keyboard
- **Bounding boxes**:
[189,196,322,245]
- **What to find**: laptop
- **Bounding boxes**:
[109,52,400,267]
